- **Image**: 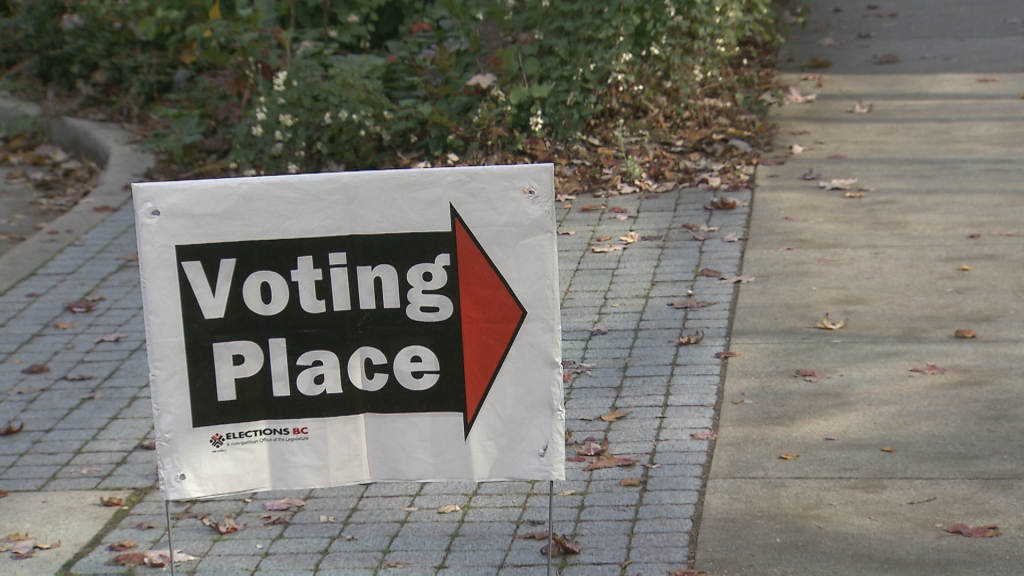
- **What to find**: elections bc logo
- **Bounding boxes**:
[209,433,225,448]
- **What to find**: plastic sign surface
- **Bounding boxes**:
[134,165,564,500]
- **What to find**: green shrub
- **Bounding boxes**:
[1,0,785,174]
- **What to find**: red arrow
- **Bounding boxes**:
[452,207,527,435]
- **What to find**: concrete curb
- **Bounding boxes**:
[0,96,154,295]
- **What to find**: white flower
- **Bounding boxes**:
[271,143,283,155]
[274,130,284,141]
[287,162,299,174]
[255,109,267,122]
[346,13,359,23]
[242,168,257,176]
[273,70,288,92]
[251,124,264,137]
[278,114,296,127]
[337,109,350,121]
[529,109,545,133]
[323,112,332,125]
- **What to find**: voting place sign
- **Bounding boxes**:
[133,165,564,500]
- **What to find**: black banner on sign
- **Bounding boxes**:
[175,230,464,428]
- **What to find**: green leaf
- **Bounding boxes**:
[509,85,530,105]
[528,84,551,99]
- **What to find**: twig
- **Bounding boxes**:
[517,50,529,90]
[906,496,937,505]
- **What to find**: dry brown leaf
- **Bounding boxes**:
[722,233,742,242]
[910,363,946,375]
[93,333,126,343]
[518,531,550,540]
[99,496,124,507]
[21,363,50,374]
[1,421,24,436]
[958,265,972,271]
[691,431,717,440]
[578,203,606,212]
[954,329,976,339]
[108,541,137,552]
[556,490,576,496]
[794,369,822,383]
[135,522,158,530]
[778,452,799,460]
[620,478,642,487]
[263,497,306,511]
[54,321,78,330]
[591,243,626,253]
[843,191,865,198]
[848,101,873,114]
[600,410,631,422]
[619,232,639,244]
[584,453,636,471]
[66,299,96,313]
[687,229,711,241]
[202,514,244,534]
[881,447,896,453]
[574,437,609,457]
[816,313,847,330]
[717,275,755,284]
[698,268,723,278]
[437,504,462,514]
[714,351,740,359]
[705,197,745,210]
[945,524,1000,538]
[678,330,705,346]
[873,53,900,64]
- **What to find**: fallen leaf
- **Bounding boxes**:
[136,522,158,530]
[579,203,606,212]
[574,437,609,457]
[556,490,576,496]
[63,374,94,381]
[92,205,116,213]
[145,549,196,565]
[668,299,714,309]
[906,496,937,505]
[110,552,146,567]
[263,497,306,511]
[80,392,101,400]
[779,452,799,460]
[262,516,288,525]
[558,230,576,235]
[976,77,998,83]
[518,531,550,540]
[816,313,847,330]
[54,322,78,330]
[714,351,740,359]
[843,191,865,198]
[819,36,838,47]
[100,496,124,507]
[945,524,1000,538]
[848,101,873,113]
[319,515,335,523]
[600,410,631,422]
[873,53,900,64]
[794,369,822,382]
[540,533,582,556]
[718,275,755,284]
[705,197,745,210]
[698,268,723,278]
[138,441,156,450]
[620,478,642,487]
[202,514,244,534]
[790,143,805,155]
[966,233,981,239]
[21,363,50,374]
[910,363,946,375]
[404,506,420,512]
[687,229,711,241]
[608,207,629,214]
[590,326,611,336]
[93,333,126,343]
[954,329,976,339]
[958,265,972,271]
[827,154,847,159]
[0,490,8,498]
[66,299,96,313]
[824,436,838,441]
[691,431,717,440]
[1,422,24,436]
[108,541,137,552]
[172,512,210,520]
[722,233,742,242]
[819,178,858,190]
[437,504,462,514]
[596,236,612,242]
[881,447,896,452]
[677,330,705,346]
[619,232,639,244]
[584,453,636,471]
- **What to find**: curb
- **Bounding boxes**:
[0,96,154,295]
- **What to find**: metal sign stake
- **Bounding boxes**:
[547,480,554,576]
[164,500,176,576]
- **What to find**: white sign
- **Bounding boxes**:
[133,165,564,500]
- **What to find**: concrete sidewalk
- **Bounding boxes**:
[0,101,748,571]
[696,1,1024,575]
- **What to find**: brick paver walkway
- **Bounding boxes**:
[0,184,749,575]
